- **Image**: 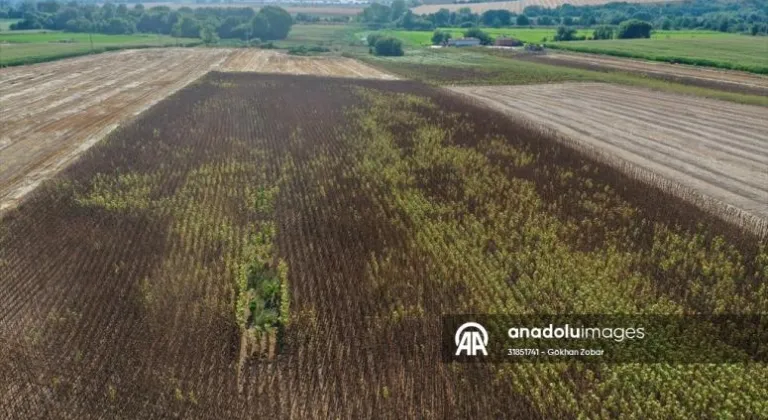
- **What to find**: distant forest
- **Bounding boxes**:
[361,0,768,35]
[0,2,294,41]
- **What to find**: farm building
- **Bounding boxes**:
[494,37,523,47]
[448,37,481,47]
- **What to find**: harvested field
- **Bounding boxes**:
[1,73,766,419]
[412,0,669,14]
[522,52,768,97]
[451,83,768,234]
[221,49,396,78]
[0,48,231,213]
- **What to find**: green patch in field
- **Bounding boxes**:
[275,23,364,51]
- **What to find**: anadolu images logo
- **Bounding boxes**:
[455,322,488,356]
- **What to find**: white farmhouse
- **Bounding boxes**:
[447,37,481,47]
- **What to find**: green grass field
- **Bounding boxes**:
[0,31,189,44]
[360,48,767,106]
[360,28,767,74]
[0,32,200,66]
[548,34,768,74]
[275,23,363,49]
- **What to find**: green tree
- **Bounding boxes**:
[104,18,135,35]
[173,16,201,38]
[257,6,292,40]
[592,25,613,40]
[432,8,450,27]
[516,14,530,26]
[390,0,407,21]
[201,25,219,44]
[617,19,652,39]
[399,10,434,30]
[217,16,245,39]
[367,33,383,47]
[431,29,452,45]
[373,37,404,56]
[464,27,493,45]
[360,3,391,25]
[248,13,269,40]
[481,10,511,27]
[455,6,477,26]
[65,17,92,32]
[537,15,553,25]
[101,2,116,20]
[553,25,577,41]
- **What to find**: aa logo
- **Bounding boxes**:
[455,322,488,356]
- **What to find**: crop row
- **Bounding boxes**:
[1,73,765,418]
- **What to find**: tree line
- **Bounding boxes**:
[0,2,294,42]
[359,0,768,36]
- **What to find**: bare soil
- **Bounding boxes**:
[451,83,768,231]
[221,49,397,79]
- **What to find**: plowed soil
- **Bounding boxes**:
[221,49,396,79]
[452,83,768,229]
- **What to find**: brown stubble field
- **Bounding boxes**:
[1,73,767,419]
[220,49,397,79]
[452,82,768,237]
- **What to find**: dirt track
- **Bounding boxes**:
[0,48,231,212]
[221,49,396,78]
[530,52,768,96]
[452,83,768,227]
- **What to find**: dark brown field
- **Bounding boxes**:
[1,73,766,419]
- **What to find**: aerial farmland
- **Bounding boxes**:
[1,0,767,418]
